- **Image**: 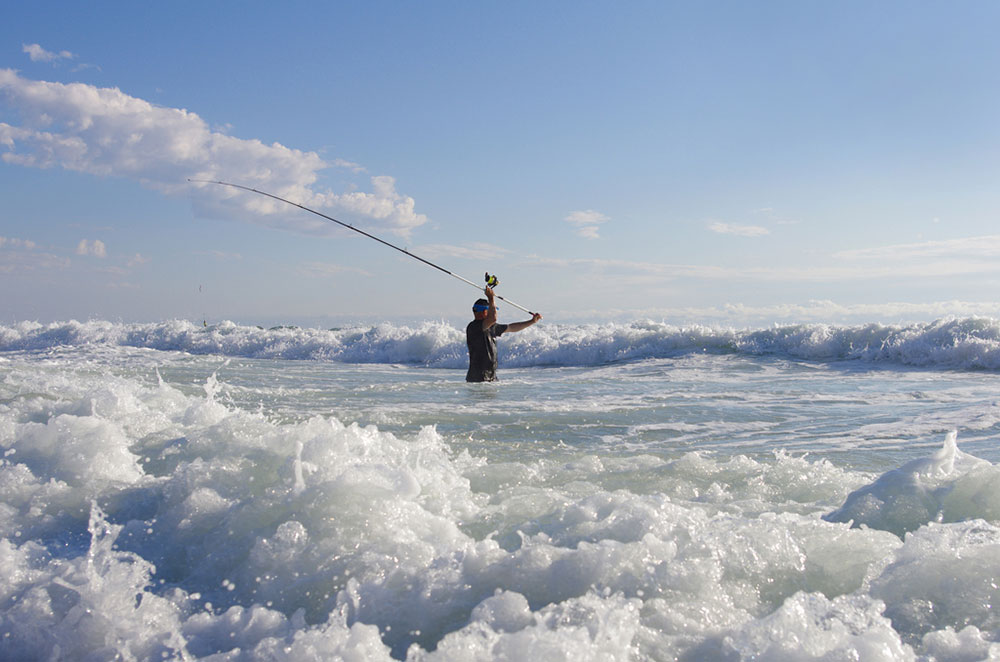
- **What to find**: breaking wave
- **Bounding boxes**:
[3,316,1000,370]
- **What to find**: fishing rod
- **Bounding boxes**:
[188,179,535,314]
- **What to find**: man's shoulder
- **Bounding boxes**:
[467,319,489,340]
[467,320,507,338]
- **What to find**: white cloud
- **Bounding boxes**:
[0,236,37,250]
[565,209,610,239]
[22,44,75,63]
[76,239,107,258]
[0,69,428,237]
[565,210,609,225]
[0,235,54,272]
[126,253,150,267]
[527,255,741,279]
[527,251,1000,284]
[308,175,427,238]
[834,235,1000,261]
[0,251,69,273]
[331,158,367,173]
[573,299,1000,325]
[416,242,510,261]
[708,222,770,237]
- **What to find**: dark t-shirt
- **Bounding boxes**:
[466,320,508,382]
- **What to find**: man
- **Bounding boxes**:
[466,286,542,382]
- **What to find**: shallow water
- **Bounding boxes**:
[2,319,1000,660]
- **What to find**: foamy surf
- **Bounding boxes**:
[3,316,1000,369]
[824,430,1000,536]
[2,323,1000,660]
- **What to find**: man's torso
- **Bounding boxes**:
[466,320,508,382]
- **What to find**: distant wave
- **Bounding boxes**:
[2,317,1000,370]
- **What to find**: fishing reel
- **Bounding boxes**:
[484,272,500,289]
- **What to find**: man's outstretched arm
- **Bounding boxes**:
[506,312,542,333]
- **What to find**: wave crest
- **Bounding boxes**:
[3,317,1000,369]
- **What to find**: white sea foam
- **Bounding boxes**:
[4,316,1000,369]
[824,431,1000,536]
[2,331,1000,659]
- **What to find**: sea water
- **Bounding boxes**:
[2,317,1000,661]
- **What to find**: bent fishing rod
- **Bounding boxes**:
[189,179,535,314]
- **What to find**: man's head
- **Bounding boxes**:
[473,298,491,320]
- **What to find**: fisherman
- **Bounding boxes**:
[466,286,542,382]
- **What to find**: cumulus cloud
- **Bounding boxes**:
[76,239,107,258]
[22,44,75,63]
[0,69,428,237]
[708,222,770,237]
[565,209,610,239]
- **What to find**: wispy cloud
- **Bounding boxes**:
[708,222,770,237]
[564,210,610,239]
[752,207,799,226]
[126,253,150,267]
[331,158,367,173]
[298,261,372,279]
[76,239,107,258]
[196,250,243,262]
[577,299,1000,325]
[715,299,1000,322]
[834,235,1000,261]
[22,44,75,64]
[0,234,69,273]
[0,69,427,237]
[415,242,510,261]
[527,251,1000,283]
[0,236,37,250]
[0,250,69,273]
[528,255,714,277]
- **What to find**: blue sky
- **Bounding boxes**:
[3,1,1000,327]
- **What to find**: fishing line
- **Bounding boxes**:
[189,179,534,314]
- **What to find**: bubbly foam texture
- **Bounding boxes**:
[824,431,1000,536]
[2,346,1000,659]
[4,316,1000,368]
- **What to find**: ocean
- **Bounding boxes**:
[2,317,1000,661]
